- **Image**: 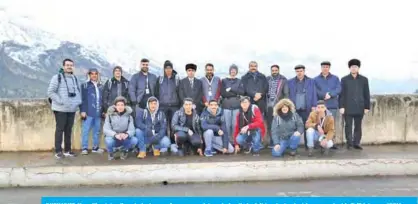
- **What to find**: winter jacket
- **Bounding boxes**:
[305,109,335,141]
[220,77,245,110]
[128,72,157,105]
[178,77,204,110]
[288,76,318,111]
[339,74,371,115]
[314,73,341,109]
[155,71,181,107]
[233,104,266,145]
[135,98,167,141]
[241,71,269,113]
[201,76,222,103]
[47,73,82,113]
[271,99,304,143]
[200,107,229,149]
[172,107,202,135]
[103,106,135,138]
[102,76,130,112]
[266,74,289,106]
[80,81,103,117]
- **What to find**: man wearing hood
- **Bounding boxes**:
[179,63,204,115]
[305,100,335,156]
[135,96,171,158]
[47,58,82,159]
[129,58,157,110]
[80,68,104,155]
[200,100,234,157]
[102,66,130,113]
[201,63,222,107]
[155,60,180,145]
[103,96,137,160]
[241,61,269,115]
[172,98,203,156]
[266,64,289,148]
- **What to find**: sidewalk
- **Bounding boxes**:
[1,144,418,187]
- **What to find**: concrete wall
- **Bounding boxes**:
[1,95,417,151]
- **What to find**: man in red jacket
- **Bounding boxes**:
[233,96,265,156]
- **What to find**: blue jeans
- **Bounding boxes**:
[236,129,263,153]
[81,116,102,150]
[203,130,234,153]
[136,129,171,153]
[271,135,301,157]
[306,128,334,149]
[223,109,239,142]
[105,136,138,153]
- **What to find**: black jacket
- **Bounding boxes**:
[178,77,204,111]
[339,74,370,115]
[241,72,269,114]
[220,77,245,110]
[102,76,130,112]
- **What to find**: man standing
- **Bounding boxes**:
[266,64,289,148]
[201,63,222,106]
[288,65,317,149]
[201,100,234,157]
[129,58,157,111]
[47,59,82,159]
[102,66,130,113]
[155,60,180,145]
[314,61,341,149]
[179,63,204,114]
[241,61,269,115]
[80,68,104,155]
[233,96,266,156]
[221,64,245,142]
[135,97,171,158]
[305,100,335,156]
[339,59,370,150]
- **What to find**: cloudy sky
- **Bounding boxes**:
[2,0,418,80]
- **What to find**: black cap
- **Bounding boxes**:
[348,59,361,68]
[294,64,305,70]
[320,61,331,66]
[185,63,197,71]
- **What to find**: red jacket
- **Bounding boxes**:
[233,105,266,145]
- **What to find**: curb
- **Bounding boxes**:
[1,158,418,187]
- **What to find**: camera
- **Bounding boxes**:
[68,93,76,97]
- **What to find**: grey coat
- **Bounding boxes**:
[171,107,202,135]
[103,106,135,137]
[128,72,158,105]
[47,73,82,113]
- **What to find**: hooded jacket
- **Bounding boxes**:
[200,107,229,149]
[103,105,135,138]
[155,69,181,107]
[172,107,202,135]
[102,76,130,112]
[135,97,167,140]
[233,104,266,145]
[271,99,304,144]
[305,109,335,141]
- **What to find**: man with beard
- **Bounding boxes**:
[129,58,157,111]
[179,63,204,115]
[102,66,130,114]
[266,64,289,148]
[241,61,269,115]
[201,63,222,107]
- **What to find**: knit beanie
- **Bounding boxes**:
[164,60,173,69]
[229,64,238,74]
[348,59,361,68]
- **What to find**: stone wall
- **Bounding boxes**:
[0,95,417,151]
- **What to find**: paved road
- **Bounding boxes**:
[1,176,418,204]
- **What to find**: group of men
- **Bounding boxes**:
[47,58,370,160]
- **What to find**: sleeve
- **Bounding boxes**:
[126,116,136,137]
[103,115,117,137]
[196,81,204,106]
[155,77,161,100]
[311,80,318,109]
[282,79,290,99]
[305,111,317,129]
[247,107,264,131]
[339,78,346,109]
[364,77,371,110]
[214,79,222,101]
[271,116,280,145]
[178,79,185,103]
[135,109,146,130]
[46,75,63,105]
[128,75,138,104]
[102,80,110,112]
[200,113,221,132]
[172,111,189,132]
[233,113,240,145]
[325,117,335,140]
[157,113,167,140]
[329,76,341,97]
[80,83,87,113]
[231,80,245,96]
[242,77,256,98]
[262,76,269,97]
[315,78,326,99]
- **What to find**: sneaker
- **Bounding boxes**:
[120,151,129,160]
[108,153,115,161]
[81,149,89,155]
[152,146,161,157]
[211,149,217,155]
[55,152,64,159]
[92,147,104,154]
[64,151,77,157]
[137,152,146,159]
[354,145,363,150]
[308,148,314,157]
[244,146,252,154]
[204,150,213,157]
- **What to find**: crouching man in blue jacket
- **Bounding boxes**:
[135,96,171,159]
[200,100,234,157]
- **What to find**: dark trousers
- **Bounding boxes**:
[54,111,76,153]
[296,110,309,149]
[175,131,202,149]
[344,114,364,146]
[160,105,179,143]
[266,106,274,146]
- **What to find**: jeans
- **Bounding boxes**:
[223,109,240,142]
[344,114,364,146]
[175,131,202,149]
[296,110,309,148]
[53,111,76,153]
[135,129,171,153]
[81,116,102,150]
[203,130,234,153]
[306,128,333,149]
[236,129,263,153]
[105,136,138,153]
[271,135,301,157]
[266,106,274,146]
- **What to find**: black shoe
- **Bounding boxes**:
[120,151,129,160]
[354,145,363,150]
[177,149,185,157]
[321,147,329,155]
[108,153,115,161]
[347,145,352,150]
[330,145,338,150]
[55,152,64,159]
[308,148,314,157]
[64,151,77,157]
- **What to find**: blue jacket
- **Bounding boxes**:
[200,107,229,148]
[314,73,341,109]
[135,98,167,140]
[288,76,318,111]
[80,81,103,117]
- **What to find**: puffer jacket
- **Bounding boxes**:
[200,107,229,148]
[47,73,82,113]
[103,106,135,137]
[171,107,201,135]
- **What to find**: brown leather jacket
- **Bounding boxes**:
[305,110,335,140]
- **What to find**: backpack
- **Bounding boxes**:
[159,75,179,87]
[48,73,80,104]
